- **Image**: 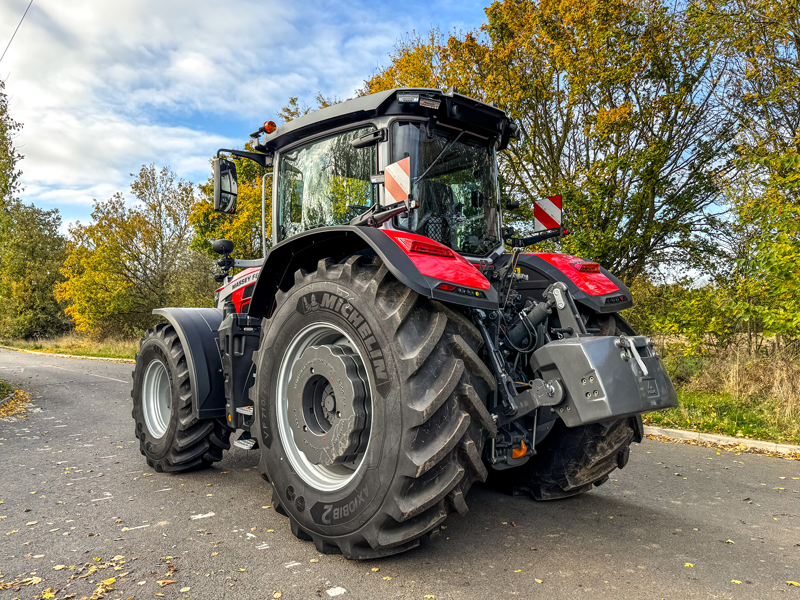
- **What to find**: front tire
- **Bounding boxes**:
[131,324,230,472]
[251,255,495,559]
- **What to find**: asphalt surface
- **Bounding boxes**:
[0,348,798,600]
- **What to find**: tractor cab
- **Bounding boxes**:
[213,88,516,263]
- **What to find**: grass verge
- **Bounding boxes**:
[0,380,13,399]
[644,389,800,446]
[0,334,137,359]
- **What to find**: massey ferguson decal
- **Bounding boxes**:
[298,292,389,383]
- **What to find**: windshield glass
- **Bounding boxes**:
[392,121,500,256]
[278,127,376,239]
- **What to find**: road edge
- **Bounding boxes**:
[644,425,800,455]
[0,345,135,364]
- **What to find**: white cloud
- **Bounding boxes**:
[0,0,486,224]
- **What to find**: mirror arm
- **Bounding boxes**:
[505,227,566,248]
[216,148,273,168]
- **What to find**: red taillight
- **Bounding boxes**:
[571,261,600,273]
[264,120,277,134]
[437,283,456,292]
[410,241,453,258]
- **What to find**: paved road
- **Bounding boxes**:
[0,348,798,600]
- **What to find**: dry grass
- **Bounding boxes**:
[685,347,800,415]
[0,333,138,359]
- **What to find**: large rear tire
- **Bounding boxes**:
[494,416,641,500]
[131,324,230,472]
[251,255,495,559]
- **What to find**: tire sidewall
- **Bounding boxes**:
[133,337,182,461]
[256,275,405,538]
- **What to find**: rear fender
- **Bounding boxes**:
[248,226,498,319]
[152,308,226,420]
[501,253,632,314]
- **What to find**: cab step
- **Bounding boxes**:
[233,431,258,450]
[236,406,254,416]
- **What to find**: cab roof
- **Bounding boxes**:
[256,88,514,153]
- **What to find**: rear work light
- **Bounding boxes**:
[571,261,600,273]
[437,283,456,292]
[264,120,277,134]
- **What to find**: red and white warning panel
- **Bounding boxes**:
[534,194,562,232]
[384,157,411,205]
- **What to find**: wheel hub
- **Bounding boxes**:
[287,344,369,466]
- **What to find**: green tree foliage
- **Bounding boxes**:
[363,0,735,280]
[56,165,216,337]
[0,78,23,213]
[0,201,69,338]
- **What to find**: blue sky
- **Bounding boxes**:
[0,0,488,232]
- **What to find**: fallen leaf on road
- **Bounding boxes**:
[788,581,800,587]
[211,552,219,556]
[535,579,543,583]
[371,567,379,572]
[725,539,735,544]
[157,580,177,587]
[273,592,282,599]
[684,563,694,568]
[732,580,741,584]
[54,565,66,570]
[514,569,522,573]
[180,587,190,592]
[310,559,318,563]
[267,529,275,533]
[40,587,57,599]
[383,576,392,581]
[27,521,38,525]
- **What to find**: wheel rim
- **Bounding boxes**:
[277,322,373,492]
[142,359,172,439]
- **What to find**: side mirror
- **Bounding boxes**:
[212,239,234,255]
[213,157,238,214]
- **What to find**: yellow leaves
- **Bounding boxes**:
[53,565,66,570]
[535,578,543,584]
[157,580,177,587]
[273,592,282,599]
[102,578,116,586]
[725,539,734,544]
[6,529,18,535]
[371,567,379,572]
[684,563,695,568]
[383,576,392,581]
[180,587,191,592]
[40,588,56,599]
[732,580,742,584]
[514,569,522,573]
[424,596,436,599]
[310,559,319,563]
[787,581,800,587]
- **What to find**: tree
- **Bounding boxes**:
[363,0,735,281]
[0,78,23,213]
[56,165,215,337]
[0,201,69,339]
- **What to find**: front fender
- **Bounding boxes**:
[153,308,226,420]
[248,226,498,319]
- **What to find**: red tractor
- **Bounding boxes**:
[132,88,677,559]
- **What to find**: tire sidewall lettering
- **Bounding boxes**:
[257,277,403,535]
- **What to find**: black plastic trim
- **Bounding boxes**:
[153,308,226,419]
[248,226,499,319]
